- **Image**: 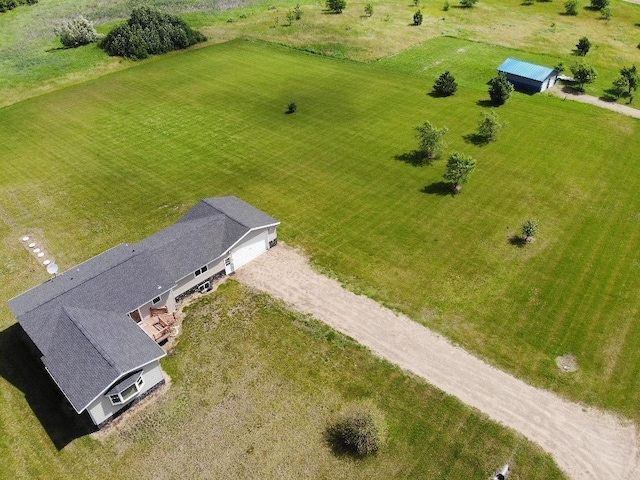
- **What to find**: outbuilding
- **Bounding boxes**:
[498,58,558,93]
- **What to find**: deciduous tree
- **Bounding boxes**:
[326,0,346,13]
[488,73,514,105]
[416,121,448,160]
[570,63,598,89]
[564,0,578,15]
[477,111,503,142]
[413,9,423,25]
[444,153,476,191]
[575,36,591,56]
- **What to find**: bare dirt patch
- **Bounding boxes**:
[556,354,579,373]
[236,244,640,480]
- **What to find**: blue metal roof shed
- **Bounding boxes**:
[498,58,558,93]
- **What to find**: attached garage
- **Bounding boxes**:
[231,230,268,270]
[498,58,559,93]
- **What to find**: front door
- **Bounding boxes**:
[224,257,234,275]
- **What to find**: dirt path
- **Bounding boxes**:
[236,245,640,480]
[548,86,640,119]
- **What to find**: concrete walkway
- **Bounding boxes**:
[236,245,640,480]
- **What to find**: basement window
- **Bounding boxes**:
[194,265,208,277]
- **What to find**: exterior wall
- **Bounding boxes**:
[172,258,225,298]
[540,73,558,92]
[502,73,543,92]
[230,229,268,270]
[267,226,277,243]
[86,361,164,426]
[139,288,174,320]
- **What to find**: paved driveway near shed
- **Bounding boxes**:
[236,245,640,480]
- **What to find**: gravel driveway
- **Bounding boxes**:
[236,245,640,480]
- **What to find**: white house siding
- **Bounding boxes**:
[139,288,174,320]
[172,258,225,298]
[231,229,268,270]
[267,226,277,243]
[86,360,164,426]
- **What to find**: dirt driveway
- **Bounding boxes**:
[236,245,640,480]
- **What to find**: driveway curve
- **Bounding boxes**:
[236,245,640,480]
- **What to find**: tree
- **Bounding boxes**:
[433,71,458,96]
[286,102,297,114]
[460,0,478,7]
[612,76,630,99]
[413,9,423,25]
[364,2,373,16]
[575,37,591,56]
[476,111,503,142]
[54,16,102,48]
[612,66,639,101]
[326,0,346,13]
[589,0,608,9]
[488,73,514,105]
[293,3,303,20]
[327,402,387,456]
[570,63,598,89]
[443,153,476,191]
[564,0,578,15]
[522,220,539,242]
[415,121,448,160]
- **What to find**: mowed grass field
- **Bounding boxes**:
[0,281,566,478]
[1,38,640,421]
[1,0,639,105]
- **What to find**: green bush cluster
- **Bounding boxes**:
[101,6,206,60]
[55,16,102,48]
[327,401,387,456]
[0,0,37,14]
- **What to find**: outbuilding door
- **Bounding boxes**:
[231,231,267,270]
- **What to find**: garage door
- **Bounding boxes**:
[231,231,267,270]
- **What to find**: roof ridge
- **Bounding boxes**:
[63,306,118,369]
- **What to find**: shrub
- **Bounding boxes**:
[522,220,539,241]
[55,16,102,48]
[286,102,297,114]
[575,36,591,56]
[433,71,458,96]
[590,0,608,9]
[101,7,206,60]
[0,0,37,14]
[413,9,423,25]
[364,2,373,16]
[477,111,502,142]
[570,63,598,89]
[443,0,450,10]
[326,0,346,13]
[327,402,387,456]
[294,3,303,20]
[460,0,479,7]
[488,73,514,105]
[564,0,578,15]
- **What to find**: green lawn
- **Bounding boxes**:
[0,281,566,479]
[1,0,639,105]
[1,38,639,423]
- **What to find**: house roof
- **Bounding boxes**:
[498,58,556,83]
[8,196,279,413]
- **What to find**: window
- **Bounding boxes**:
[194,264,208,277]
[152,296,161,304]
[107,372,145,406]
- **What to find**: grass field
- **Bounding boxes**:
[1,0,639,105]
[0,281,565,478]
[1,36,639,425]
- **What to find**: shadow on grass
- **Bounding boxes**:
[0,324,96,450]
[508,235,527,248]
[476,99,495,108]
[45,47,67,53]
[427,90,455,98]
[421,181,455,196]
[463,133,490,146]
[395,150,433,167]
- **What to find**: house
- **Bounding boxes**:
[498,58,559,93]
[8,197,279,428]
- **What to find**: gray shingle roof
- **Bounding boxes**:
[43,307,164,412]
[8,196,278,414]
